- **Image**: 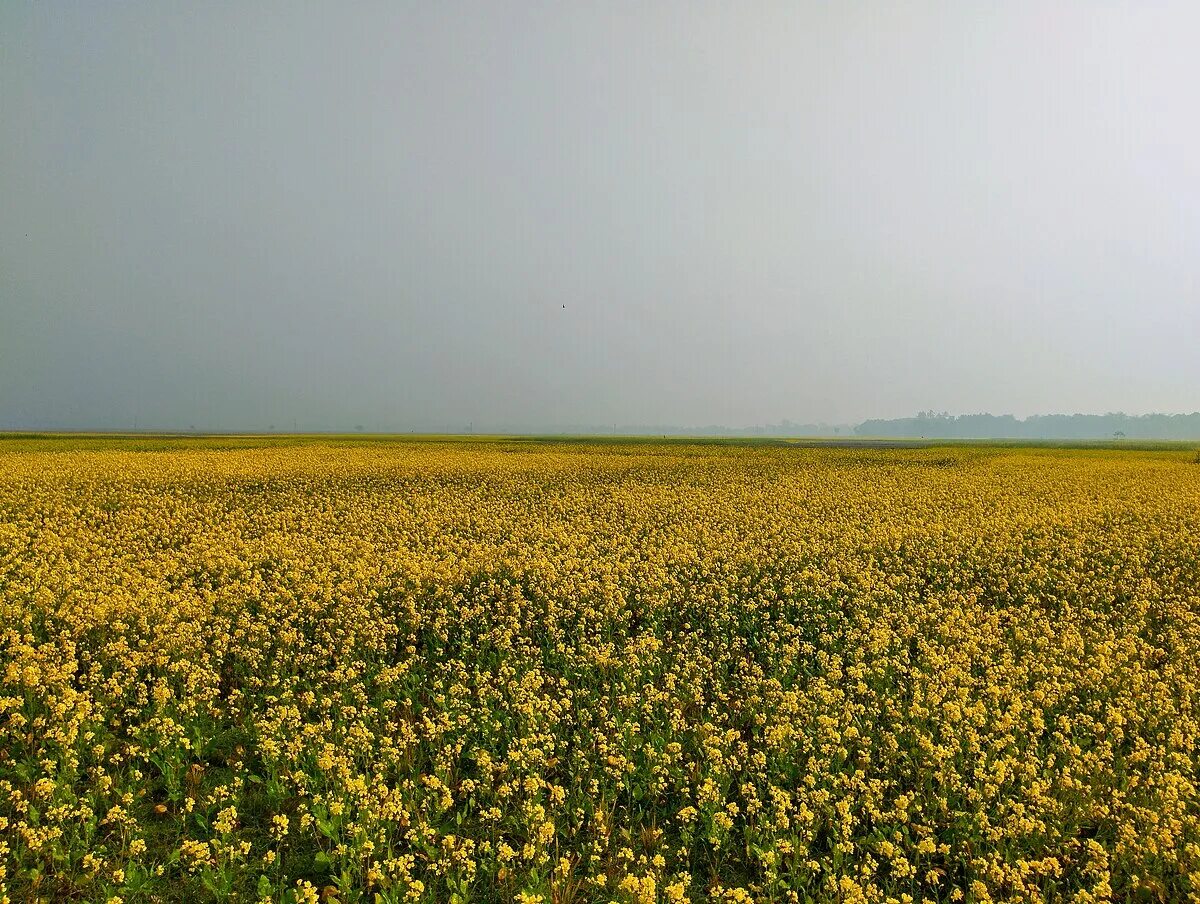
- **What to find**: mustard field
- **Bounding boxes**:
[2,438,1199,904]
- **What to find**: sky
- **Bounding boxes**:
[3,2,1199,432]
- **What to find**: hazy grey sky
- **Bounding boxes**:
[3,2,1199,431]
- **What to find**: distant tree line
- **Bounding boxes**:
[855,411,1200,440]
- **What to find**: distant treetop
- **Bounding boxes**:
[855,412,1200,440]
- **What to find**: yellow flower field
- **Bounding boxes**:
[1,438,1198,903]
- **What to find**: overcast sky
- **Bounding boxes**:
[3,2,1199,431]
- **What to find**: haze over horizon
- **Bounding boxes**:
[4,2,1199,432]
